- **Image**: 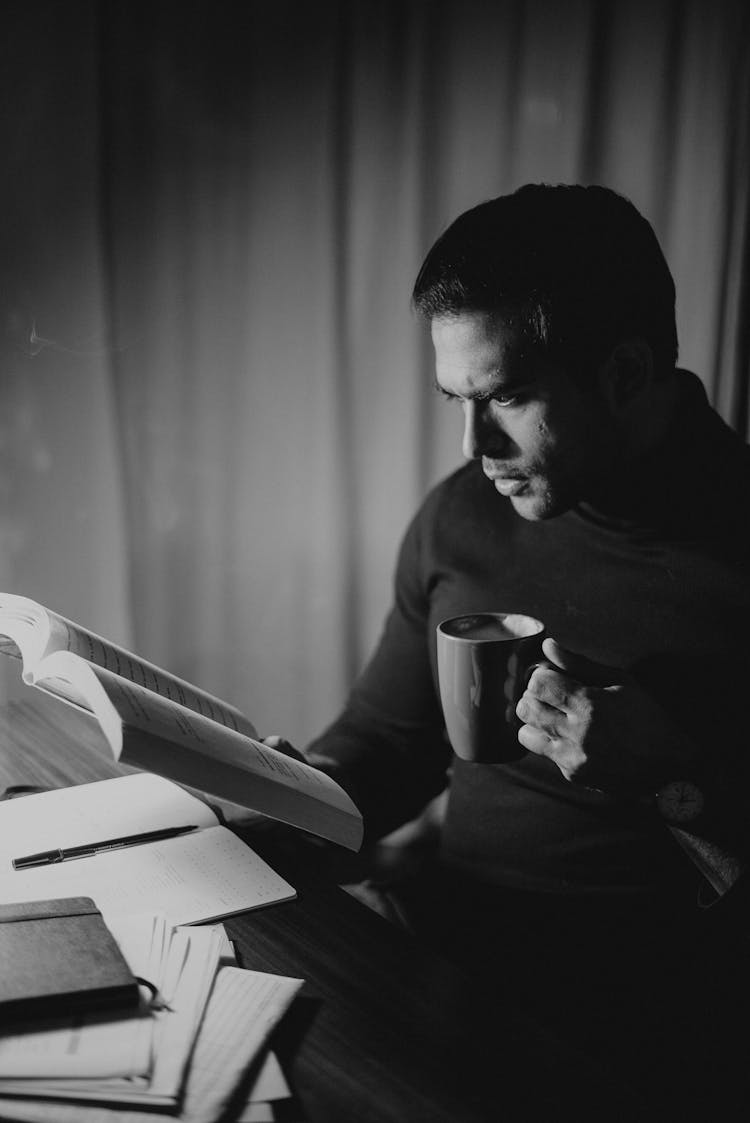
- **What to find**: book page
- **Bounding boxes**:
[30,653,363,851]
[113,686,363,849]
[46,611,255,736]
[0,592,255,736]
[0,593,51,667]
[0,824,296,928]
[0,1004,153,1082]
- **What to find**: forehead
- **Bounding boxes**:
[431,311,527,392]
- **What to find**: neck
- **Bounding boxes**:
[620,372,680,459]
[579,371,681,523]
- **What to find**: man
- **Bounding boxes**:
[275,185,750,1104]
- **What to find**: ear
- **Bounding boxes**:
[596,338,654,412]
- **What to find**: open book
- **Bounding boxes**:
[0,774,298,928]
[0,594,362,852]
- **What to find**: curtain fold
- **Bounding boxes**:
[2,0,748,740]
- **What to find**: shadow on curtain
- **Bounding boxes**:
[1,0,748,743]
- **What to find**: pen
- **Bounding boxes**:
[11,825,199,870]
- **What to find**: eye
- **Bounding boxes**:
[434,383,525,407]
[492,391,521,407]
[436,386,460,404]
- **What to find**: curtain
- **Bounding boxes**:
[1,0,748,744]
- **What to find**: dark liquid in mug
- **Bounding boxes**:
[443,614,543,642]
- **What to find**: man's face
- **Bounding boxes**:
[431,311,620,521]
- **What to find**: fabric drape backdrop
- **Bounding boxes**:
[1,0,748,746]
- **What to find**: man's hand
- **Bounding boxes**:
[261,734,308,763]
[515,638,696,792]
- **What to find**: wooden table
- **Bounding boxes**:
[0,693,650,1122]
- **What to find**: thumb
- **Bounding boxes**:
[541,638,620,687]
[262,734,284,749]
[261,734,306,763]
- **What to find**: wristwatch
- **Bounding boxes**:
[653,779,706,826]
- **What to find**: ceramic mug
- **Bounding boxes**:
[437,612,545,762]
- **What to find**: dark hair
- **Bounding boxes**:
[412,184,678,378]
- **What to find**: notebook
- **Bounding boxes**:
[0,896,139,1021]
[0,773,297,928]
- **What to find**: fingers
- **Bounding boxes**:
[517,721,555,756]
[516,693,563,740]
[517,640,625,787]
[523,663,582,714]
[517,715,586,783]
[261,734,306,763]
[516,665,593,780]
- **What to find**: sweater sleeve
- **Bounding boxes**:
[305,497,452,843]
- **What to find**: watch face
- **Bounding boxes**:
[655,780,705,825]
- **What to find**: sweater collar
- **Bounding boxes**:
[570,370,733,537]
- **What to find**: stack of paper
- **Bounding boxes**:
[0,916,303,1123]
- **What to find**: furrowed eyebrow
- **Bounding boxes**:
[487,364,532,393]
[433,374,528,402]
[433,379,458,399]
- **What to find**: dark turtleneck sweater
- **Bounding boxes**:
[306,371,750,901]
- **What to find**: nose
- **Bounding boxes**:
[462,400,507,461]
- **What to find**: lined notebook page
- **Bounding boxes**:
[0,827,295,928]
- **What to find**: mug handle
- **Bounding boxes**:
[504,661,545,726]
[523,661,544,689]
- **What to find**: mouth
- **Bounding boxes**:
[491,478,527,497]
[483,465,528,497]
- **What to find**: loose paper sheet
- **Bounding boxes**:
[0,966,303,1123]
